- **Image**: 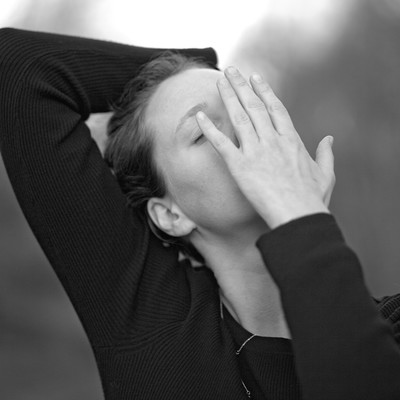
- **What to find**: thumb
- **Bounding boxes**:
[315,135,334,177]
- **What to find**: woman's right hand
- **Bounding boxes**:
[196,67,335,229]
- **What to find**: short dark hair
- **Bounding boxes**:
[104,52,213,263]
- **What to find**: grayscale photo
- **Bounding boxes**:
[1,0,400,399]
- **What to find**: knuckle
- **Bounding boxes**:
[268,100,287,114]
[222,85,237,99]
[246,99,265,111]
[258,82,272,94]
[218,80,236,97]
[235,78,248,88]
[233,112,251,126]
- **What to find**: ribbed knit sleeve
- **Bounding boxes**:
[0,28,218,347]
[256,213,400,400]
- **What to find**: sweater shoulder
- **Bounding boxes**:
[0,28,53,65]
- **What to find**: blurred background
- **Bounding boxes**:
[1,0,400,398]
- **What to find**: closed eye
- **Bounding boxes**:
[194,133,204,144]
[192,120,221,145]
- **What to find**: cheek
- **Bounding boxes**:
[165,147,253,228]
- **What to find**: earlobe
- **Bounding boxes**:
[147,197,196,237]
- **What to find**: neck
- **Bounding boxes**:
[192,219,291,339]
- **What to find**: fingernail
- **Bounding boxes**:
[252,73,263,83]
[226,66,239,76]
[196,111,205,120]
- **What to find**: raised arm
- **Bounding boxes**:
[0,28,217,346]
[256,214,400,400]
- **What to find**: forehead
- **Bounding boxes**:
[146,68,224,135]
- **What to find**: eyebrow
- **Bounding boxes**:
[175,102,208,137]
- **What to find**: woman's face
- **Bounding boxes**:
[146,68,260,235]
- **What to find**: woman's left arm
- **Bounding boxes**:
[256,213,400,400]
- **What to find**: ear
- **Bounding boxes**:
[147,197,196,238]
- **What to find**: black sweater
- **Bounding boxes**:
[1,28,400,400]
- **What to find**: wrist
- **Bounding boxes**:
[261,201,330,230]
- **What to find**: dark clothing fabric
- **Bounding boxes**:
[1,28,400,400]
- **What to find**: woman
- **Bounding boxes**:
[1,28,400,400]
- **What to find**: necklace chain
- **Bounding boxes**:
[241,379,252,398]
[220,299,256,399]
[236,333,257,355]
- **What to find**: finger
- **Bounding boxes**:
[316,135,335,178]
[223,67,274,138]
[250,74,295,136]
[195,111,239,164]
[216,76,259,148]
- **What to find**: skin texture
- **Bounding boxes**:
[146,68,264,239]
[196,67,334,229]
[146,67,334,337]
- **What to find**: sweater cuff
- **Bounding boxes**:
[255,213,353,285]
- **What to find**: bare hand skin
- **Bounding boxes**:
[196,67,335,229]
